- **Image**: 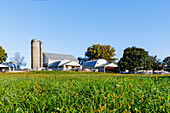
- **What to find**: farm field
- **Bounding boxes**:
[0,71,169,112]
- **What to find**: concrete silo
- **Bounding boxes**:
[31,39,43,70]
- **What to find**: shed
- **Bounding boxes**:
[0,64,10,72]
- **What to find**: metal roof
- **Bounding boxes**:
[82,60,98,68]
[96,63,118,68]
[44,52,77,61]
[49,61,61,68]
[65,61,81,66]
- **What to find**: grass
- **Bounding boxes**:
[0,71,169,112]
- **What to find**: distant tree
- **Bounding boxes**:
[10,52,27,70]
[118,46,150,73]
[148,55,164,73]
[163,56,170,72]
[0,46,7,63]
[78,57,89,65]
[85,44,117,63]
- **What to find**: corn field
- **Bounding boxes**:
[0,71,169,112]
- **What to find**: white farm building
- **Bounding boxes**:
[43,52,81,71]
[82,59,119,73]
[0,63,15,72]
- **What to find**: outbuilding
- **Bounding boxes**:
[0,64,15,72]
[82,59,119,73]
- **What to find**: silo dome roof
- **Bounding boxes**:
[31,39,37,42]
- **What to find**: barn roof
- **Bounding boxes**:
[82,60,98,68]
[96,63,118,68]
[82,59,108,68]
[44,52,77,61]
[49,60,80,68]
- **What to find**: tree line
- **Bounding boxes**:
[78,44,170,73]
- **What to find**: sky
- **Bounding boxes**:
[0,0,170,68]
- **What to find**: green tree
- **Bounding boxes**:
[163,56,170,72]
[0,46,7,63]
[148,55,164,73]
[85,44,117,63]
[118,46,150,73]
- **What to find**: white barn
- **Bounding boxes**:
[43,52,81,71]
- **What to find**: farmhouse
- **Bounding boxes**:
[82,59,119,73]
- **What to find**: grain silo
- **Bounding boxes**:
[31,39,43,70]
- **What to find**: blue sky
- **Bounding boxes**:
[0,0,170,68]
